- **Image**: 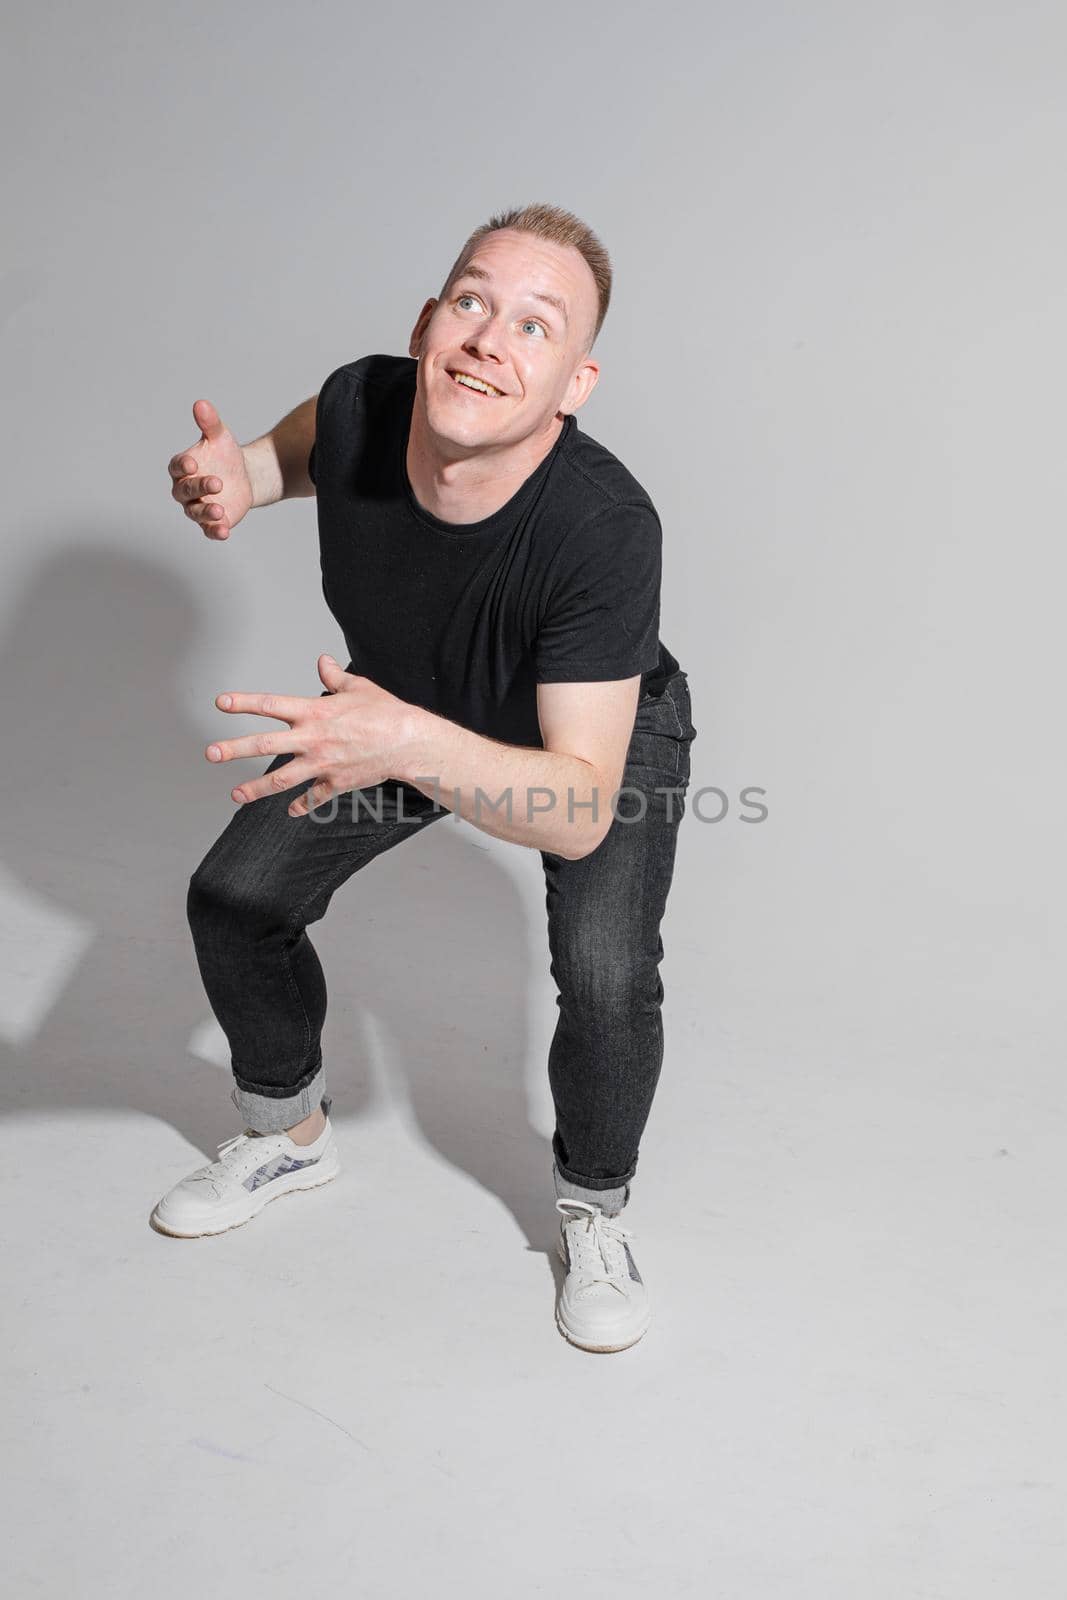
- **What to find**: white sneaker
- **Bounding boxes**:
[151,1101,340,1238]
[555,1199,652,1352]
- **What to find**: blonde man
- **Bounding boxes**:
[157,203,697,1354]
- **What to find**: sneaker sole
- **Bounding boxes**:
[554,1233,652,1353]
[150,1146,340,1239]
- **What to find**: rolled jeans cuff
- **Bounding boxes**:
[552,1159,630,1216]
[231,1064,332,1135]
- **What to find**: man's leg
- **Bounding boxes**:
[541,672,696,1213]
[186,753,445,1134]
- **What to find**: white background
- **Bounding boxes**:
[2,1,1063,1594]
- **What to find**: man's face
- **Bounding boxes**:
[408,229,601,453]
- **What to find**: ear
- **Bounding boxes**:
[408,298,438,359]
[561,356,600,417]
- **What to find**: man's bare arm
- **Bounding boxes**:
[396,679,645,858]
[242,394,318,507]
[202,663,651,856]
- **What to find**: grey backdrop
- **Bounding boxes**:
[2,2,1063,1596]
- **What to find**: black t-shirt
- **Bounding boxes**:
[308,353,680,749]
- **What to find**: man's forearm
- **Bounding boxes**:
[242,395,318,508]
[397,706,614,860]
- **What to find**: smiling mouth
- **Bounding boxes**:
[449,370,506,398]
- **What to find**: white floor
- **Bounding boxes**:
[4,1011,1062,1587]
[4,913,1063,1597]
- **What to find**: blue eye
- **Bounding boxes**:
[455,295,547,337]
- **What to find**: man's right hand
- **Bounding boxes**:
[168,399,253,541]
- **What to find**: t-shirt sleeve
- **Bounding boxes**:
[307,361,353,489]
[533,501,662,683]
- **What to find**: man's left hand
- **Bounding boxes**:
[205,654,419,817]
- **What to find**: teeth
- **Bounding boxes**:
[453,372,502,397]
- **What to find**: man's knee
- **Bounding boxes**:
[187,853,287,935]
[551,934,659,1015]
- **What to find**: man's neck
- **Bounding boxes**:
[406,407,564,526]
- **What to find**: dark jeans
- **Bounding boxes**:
[187,668,697,1213]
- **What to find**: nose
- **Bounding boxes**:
[463,311,508,368]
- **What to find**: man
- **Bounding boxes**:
[153,203,697,1354]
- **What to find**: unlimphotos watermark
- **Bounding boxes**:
[303,777,768,826]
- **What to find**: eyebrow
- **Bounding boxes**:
[454,264,569,328]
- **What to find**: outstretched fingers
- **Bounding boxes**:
[214,691,314,722]
[229,759,322,805]
[205,730,303,764]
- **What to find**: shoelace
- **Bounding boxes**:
[181,1127,270,1194]
[556,1198,636,1292]
[212,1127,270,1165]
[216,1130,253,1160]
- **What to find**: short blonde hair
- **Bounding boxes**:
[439,202,612,353]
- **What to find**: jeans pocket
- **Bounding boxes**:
[627,697,680,783]
[626,673,696,785]
[625,730,681,782]
[635,688,683,738]
[667,673,697,745]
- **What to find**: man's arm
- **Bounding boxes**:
[242,394,318,508]
[398,677,642,859]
